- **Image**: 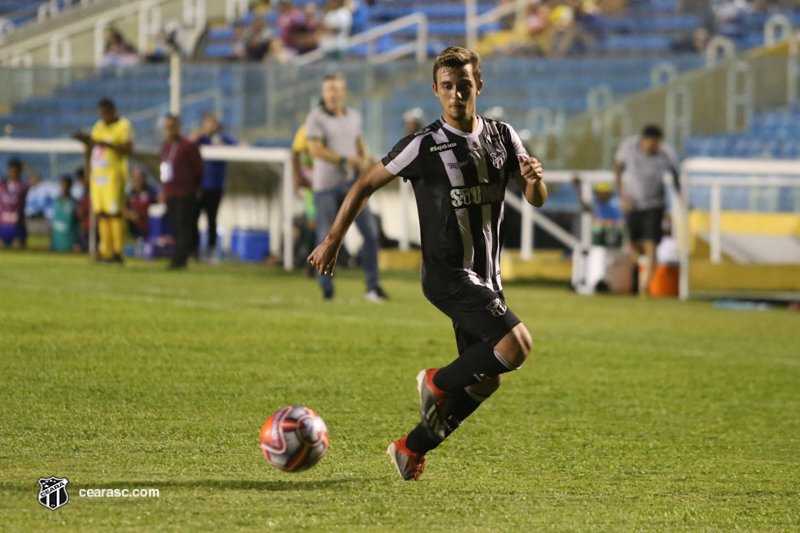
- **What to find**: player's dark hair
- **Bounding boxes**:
[323,73,345,84]
[165,113,181,124]
[97,98,115,111]
[60,175,73,188]
[7,158,22,172]
[642,124,664,139]
[433,46,481,85]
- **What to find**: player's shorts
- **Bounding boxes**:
[431,283,521,354]
[626,207,664,244]
[0,224,27,247]
[91,173,125,216]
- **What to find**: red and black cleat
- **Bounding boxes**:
[386,435,426,481]
[416,368,452,442]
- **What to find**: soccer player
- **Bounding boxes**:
[0,159,40,249]
[614,124,680,295]
[74,98,135,263]
[308,47,546,480]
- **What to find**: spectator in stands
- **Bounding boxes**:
[160,114,204,270]
[574,0,606,42]
[50,176,80,253]
[549,3,578,57]
[103,27,139,67]
[677,0,716,32]
[614,124,680,296]
[125,166,158,241]
[190,113,238,258]
[350,0,375,34]
[715,0,750,37]
[242,16,273,61]
[0,159,40,249]
[278,0,319,55]
[319,0,353,58]
[304,73,386,301]
[671,26,712,54]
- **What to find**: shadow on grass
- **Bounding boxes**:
[0,478,372,493]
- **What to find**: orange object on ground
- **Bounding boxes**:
[644,264,680,297]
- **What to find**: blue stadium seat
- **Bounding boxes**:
[205,44,234,58]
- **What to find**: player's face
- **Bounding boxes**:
[163,117,180,140]
[7,165,20,180]
[433,65,483,124]
[640,136,661,155]
[98,106,115,124]
[322,79,346,112]
[131,171,145,191]
[203,116,220,134]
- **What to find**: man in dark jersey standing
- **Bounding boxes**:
[308,47,546,481]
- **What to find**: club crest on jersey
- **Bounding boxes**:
[430,142,457,153]
[490,152,506,169]
[486,298,507,317]
[38,477,69,511]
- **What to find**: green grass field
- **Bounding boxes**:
[1,252,798,532]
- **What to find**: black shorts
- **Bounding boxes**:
[431,284,521,355]
[626,207,664,243]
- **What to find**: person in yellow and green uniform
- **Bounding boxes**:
[74,98,135,263]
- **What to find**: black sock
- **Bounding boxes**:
[433,342,513,392]
[405,387,494,455]
[405,423,441,455]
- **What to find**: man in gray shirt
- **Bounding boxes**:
[305,73,387,301]
[614,124,680,295]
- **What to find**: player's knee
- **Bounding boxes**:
[510,325,533,368]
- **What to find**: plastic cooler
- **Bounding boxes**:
[230,229,270,262]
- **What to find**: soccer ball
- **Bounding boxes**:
[260,406,329,472]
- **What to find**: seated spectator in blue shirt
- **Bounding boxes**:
[573,177,624,248]
[190,113,238,254]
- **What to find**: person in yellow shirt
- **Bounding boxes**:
[74,98,135,263]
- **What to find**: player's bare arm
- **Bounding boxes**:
[614,161,630,212]
[307,138,361,168]
[512,154,547,207]
[72,132,133,156]
[307,162,396,276]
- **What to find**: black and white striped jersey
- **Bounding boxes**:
[381,115,528,301]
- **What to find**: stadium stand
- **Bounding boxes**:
[0,0,82,36]
[686,107,800,161]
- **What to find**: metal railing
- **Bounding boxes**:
[465,0,536,51]
[681,158,800,265]
[293,13,428,66]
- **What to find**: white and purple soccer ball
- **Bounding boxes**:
[260,406,329,472]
